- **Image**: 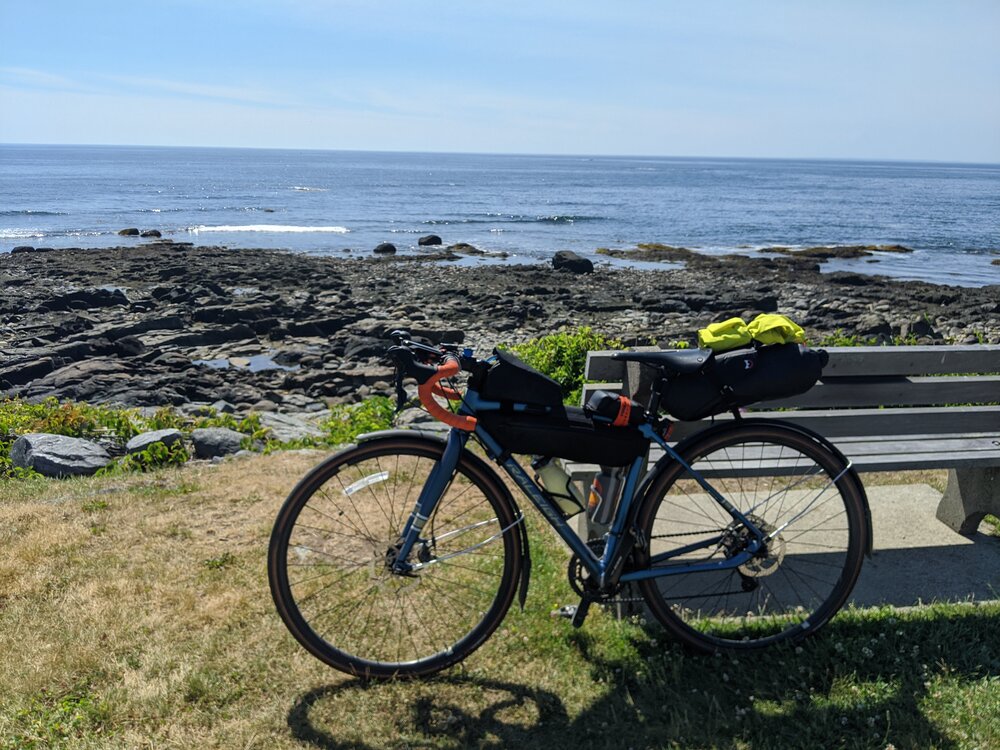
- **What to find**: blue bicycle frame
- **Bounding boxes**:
[391,412,766,589]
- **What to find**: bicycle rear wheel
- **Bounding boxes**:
[635,421,867,651]
[268,435,522,678]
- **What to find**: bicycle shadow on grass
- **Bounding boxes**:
[287,676,572,749]
[288,607,1000,749]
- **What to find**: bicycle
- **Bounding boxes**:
[268,331,871,679]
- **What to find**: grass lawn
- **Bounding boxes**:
[1,453,998,749]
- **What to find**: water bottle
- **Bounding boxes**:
[586,466,624,538]
[532,457,586,517]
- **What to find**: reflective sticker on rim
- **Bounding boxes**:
[342,471,390,496]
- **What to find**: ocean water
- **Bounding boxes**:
[1,144,998,287]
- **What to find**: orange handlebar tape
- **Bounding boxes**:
[418,359,477,431]
[431,382,463,400]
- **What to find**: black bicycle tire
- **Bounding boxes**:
[634,421,867,652]
[268,435,522,679]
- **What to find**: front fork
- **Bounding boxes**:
[390,429,469,573]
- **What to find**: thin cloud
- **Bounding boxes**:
[0,67,87,91]
[98,73,291,108]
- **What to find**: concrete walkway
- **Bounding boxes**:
[849,483,1000,607]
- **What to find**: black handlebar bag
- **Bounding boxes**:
[662,343,827,422]
[470,349,564,408]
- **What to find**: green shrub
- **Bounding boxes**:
[510,326,626,404]
[321,396,396,445]
[98,440,191,476]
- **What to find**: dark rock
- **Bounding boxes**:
[154,324,256,347]
[447,242,482,254]
[639,298,691,314]
[11,246,40,254]
[373,243,397,255]
[118,228,140,236]
[43,288,130,311]
[552,250,594,274]
[114,335,146,357]
[418,234,443,246]
[342,336,385,359]
[826,273,872,287]
[11,433,112,477]
[0,358,56,387]
[285,316,355,337]
[126,428,183,454]
[103,316,186,340]
[900,318,938,340]
[193,303,278,325]
[211,399,236,414]
[191,427,246,458]
[140,230,162,238]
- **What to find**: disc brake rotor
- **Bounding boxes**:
[734,516,786,578]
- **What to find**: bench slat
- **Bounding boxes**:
[563,431,1000,480]
[764,376,1000,408]
[579,399,1000,441]
[820,345,1000,377]
[586,344,1000,381]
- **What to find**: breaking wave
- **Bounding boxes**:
[423,213,606,226]
[188,224,350,234]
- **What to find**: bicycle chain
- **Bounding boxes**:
[610,527,731,606]
[649,528,725,540]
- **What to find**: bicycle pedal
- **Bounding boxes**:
[550,604,577,619]
[571,598,591,628]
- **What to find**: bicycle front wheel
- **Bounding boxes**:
[268,435,522,679]
[635,421,867,651]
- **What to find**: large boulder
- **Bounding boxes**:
[552,250,594,274]
[373,242,397,255]
[257,412,325,443]
[418,234,442,246]
[190,427,246,458]
[10,433,112,477]
[125,429,184,455]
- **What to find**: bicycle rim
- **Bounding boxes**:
[268,437,521,678]
[636,423,866,650]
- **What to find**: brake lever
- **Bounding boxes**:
[394,367,408,412]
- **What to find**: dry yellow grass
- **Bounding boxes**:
[0,451,350,747]
[2,454,997,749]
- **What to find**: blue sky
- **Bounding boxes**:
[1,1,998,161]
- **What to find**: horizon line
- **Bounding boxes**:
[2,141,998,168]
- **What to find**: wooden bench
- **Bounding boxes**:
[570,344,1000,535]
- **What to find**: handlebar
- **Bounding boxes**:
[417,356,477,431]
[388,335,477,432]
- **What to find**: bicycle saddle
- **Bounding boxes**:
[612,348,712,375]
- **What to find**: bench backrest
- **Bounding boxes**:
[584,344,1000,440]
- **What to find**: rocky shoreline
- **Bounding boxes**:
[2,243,999,420]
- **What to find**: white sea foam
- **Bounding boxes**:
[0,228,45,239]
[188,224,349,234]
[291,186,329,192]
